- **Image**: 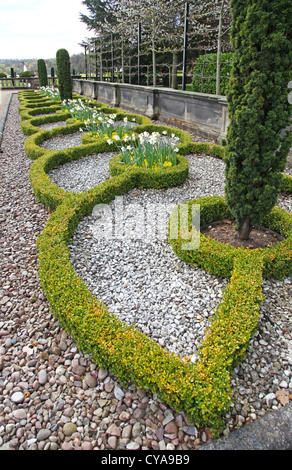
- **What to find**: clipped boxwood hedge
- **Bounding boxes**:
[19,104,63,123]
[35,180,265,432]
[24,124,87,161]
[29,139,120,209]
[169,195,292,280]
[109,153,189,189]
[20,112,70,136]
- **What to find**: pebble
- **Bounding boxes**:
[63,423,77,436]
[37,429,51,441]
[12,409,27,421]
[11,392,24,404]
[38,370,47,385]
[114,385,125,401]
[0,93,291,451]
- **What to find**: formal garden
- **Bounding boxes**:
[14,0,292,435]
[1,0,291,452]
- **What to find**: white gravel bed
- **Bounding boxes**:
[68,154,227,358]
[37,121,67,130]
[284,167,292,176]
[70,235,227,359]
[50,149,227,358]
[277,194,292,213]
[34,111,56,117]
[40,131,82,150]
[48,152,116,193]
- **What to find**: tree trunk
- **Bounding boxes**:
[216,1,225,95]
[239,217,251,240]
[152,39,156,87]
[172,51,178,89]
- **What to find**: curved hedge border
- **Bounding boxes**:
[17,89,292,433]
[36,181,265,432]
[169,195,292,280]
[109,153,189,189]
[29,140,120,210]
[18,90,292,195]
[20,112,71,136]
[28,134,190,211]
[22,95,193,208]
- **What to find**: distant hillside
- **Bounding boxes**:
[0,54,85,76]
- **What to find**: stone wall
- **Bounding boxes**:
[72,79,229,143]
[72,79,291,165]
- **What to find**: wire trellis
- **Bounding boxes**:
[79,1,232,93]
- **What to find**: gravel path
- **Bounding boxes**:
[0,94,291,451]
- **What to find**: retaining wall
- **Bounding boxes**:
[72,79,291,165]
[72,79,229,143]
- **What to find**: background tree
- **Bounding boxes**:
[80,0,120,35]
[79,0,232,88]
[225,0,292,240]
[188,0,231,54]
[56,49,73,101]
[37,59,48,87]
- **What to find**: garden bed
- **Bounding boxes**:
[17,89,292,433]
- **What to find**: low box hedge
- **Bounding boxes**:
[35,182,266,432]
[169,195,292,280]
[19,104,63,122]
[20,112,70,136]
[29,139,120,209]
[109,153,189,189]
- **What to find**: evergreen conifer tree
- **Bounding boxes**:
[37,59,48,87]
[56,49,73,101]
[225,0,292,240]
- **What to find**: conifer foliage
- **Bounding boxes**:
[37,59,48,87]
[225,0,292,240]
[56,49,73,101]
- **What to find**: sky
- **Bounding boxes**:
[0,0,91,60]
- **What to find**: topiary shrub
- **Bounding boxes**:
[51,67,55,85]
[192,53,234,95]
[56,49,73,101]
[224,0,292,240]
[37,59,48,87]
[0,72,7,78]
